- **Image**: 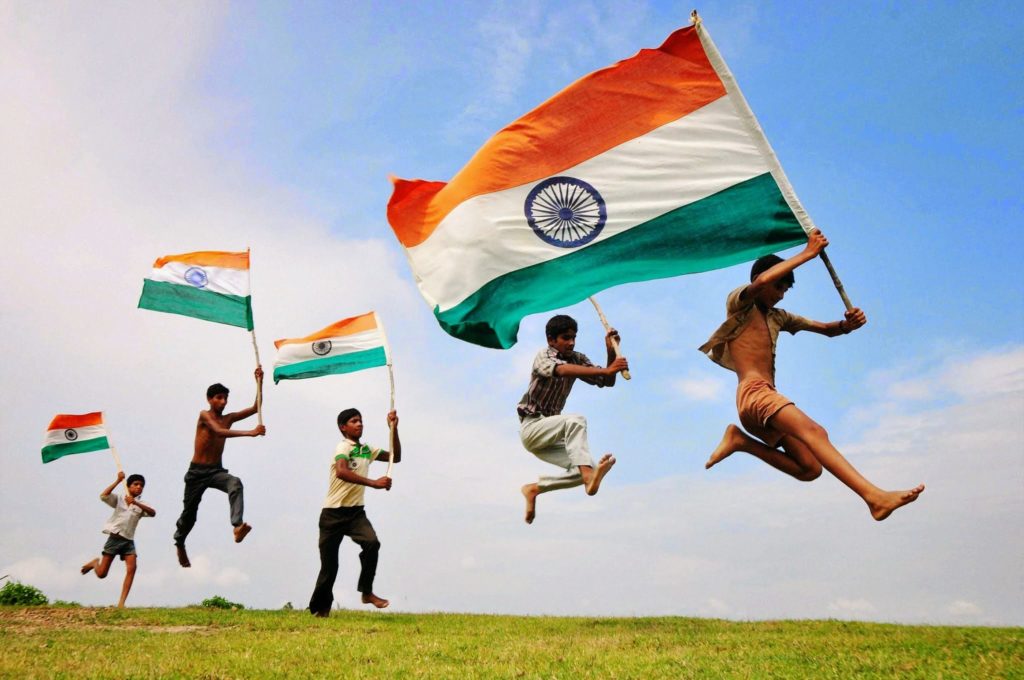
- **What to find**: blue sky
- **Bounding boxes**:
[1,1,1021,624]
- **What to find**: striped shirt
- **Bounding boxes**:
[517,347,609,419]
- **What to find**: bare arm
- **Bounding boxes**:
[200,411,266,438]
[375,411,401,464]
[228,366,264,423]
[101,471,126,498]
[335,459,392,490]
[799,308,868,337]
[744,229,828,301]
[554,332,628,384]
[126,496,156,517]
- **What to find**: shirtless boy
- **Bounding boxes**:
[174,366,266,567]
[699,230,923,520]
[518,314,629,524]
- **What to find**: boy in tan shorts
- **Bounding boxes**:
[699,229,924,521]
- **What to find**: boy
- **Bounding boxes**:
[81,470,155,608]
[518,314,629,524]
[309,408,401,616]
[174,366,266,568]
[699,229,924,520]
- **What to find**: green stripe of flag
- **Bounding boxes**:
[436,172,808,348]
[42,437,111,464]
[138,279,254,330]
[273,347,388,383]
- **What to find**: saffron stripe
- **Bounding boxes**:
[153,251,249,270]
[274,313,379,348]
[47,413,103,430]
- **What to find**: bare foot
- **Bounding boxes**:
[869,484,925,521]
[361,593,389,609]
[80,560,96,575]
[521,484,539,524]
[585,454,616,496]
[706,424,745,470]
[233,523,252,543]
[176,544,191,568]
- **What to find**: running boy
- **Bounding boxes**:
[699,229,924,520]
[309,408,401,616]
[174,366,266,567]
[81,470,155,608]
[518,314,629,524]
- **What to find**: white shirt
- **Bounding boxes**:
[100,493,147,539]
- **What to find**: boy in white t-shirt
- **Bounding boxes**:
[80,471,156,607]
[308,408,401,616]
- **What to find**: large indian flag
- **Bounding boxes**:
[387,21,814,349]
[273,312,391,383]
[42,412,110,463]
[138,250,254,330]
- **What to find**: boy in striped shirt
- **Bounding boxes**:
[517,315,629,524]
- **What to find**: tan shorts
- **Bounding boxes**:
[736,378,794,448]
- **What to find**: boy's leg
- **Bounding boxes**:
[309,509,345,616]
[117,554,137,608]
[81,553,114,578]
[206,470,250,542]
[174,468,211,566]
[349,512,387,609]
[706,424,821,481]
[770,405,924,520]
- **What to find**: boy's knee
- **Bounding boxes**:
[797,464,823,482]
[228,477,243,492]
[564,415,587,432]
[361,539,381,554]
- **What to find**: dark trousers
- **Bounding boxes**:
[308,506,380,614]
[173,463,244,546]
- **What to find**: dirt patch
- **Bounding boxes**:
[0,608,211,634]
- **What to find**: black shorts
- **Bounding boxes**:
[102,534,136,560]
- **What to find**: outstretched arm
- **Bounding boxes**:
[335,459,392,490]
[229,366,264,423]
[743,229,828,301]
[801,308,868,337]
[375,411,401,464]
[101,471,125,498]
[200,411,266,438]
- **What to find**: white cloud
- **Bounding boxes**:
[828,598,877,615]
[946,600,983,618]
[671,374,727,402]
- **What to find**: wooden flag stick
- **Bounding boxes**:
[251,330,263,426]
[103,412,127,494]
[819,250,854,311]
[386,363,396,479]
[588,296,631,380]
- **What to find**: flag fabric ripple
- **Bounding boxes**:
[42,412,110,463]
[138,250,254,330]
[273,312,391,383]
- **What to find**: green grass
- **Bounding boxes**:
[1,607,1021,679]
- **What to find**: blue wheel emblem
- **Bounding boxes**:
[64,429,78,441]
[184,267,209,289]
[525,176,606,248]
[312,340,332,356]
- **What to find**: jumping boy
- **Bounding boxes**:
[700,229,924,520]
[518,314,629,524]
[309,408,401,616]
[81,470,155,608]
[174,366,266,567]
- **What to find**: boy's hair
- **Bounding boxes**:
[206,383,229,399]
[337,408,361,429]
[126,474,145,487]
[545,315,578,339]
[750,254,794,286]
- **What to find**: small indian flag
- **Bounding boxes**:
[273,312,391,384]
[388,21,812,349]
[138,250,254,330]
[42,412,110,463]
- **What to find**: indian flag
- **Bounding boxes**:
[387,21,813,349]
[138,250,254,330]
[42,412,110,463]
[273,312,391,383]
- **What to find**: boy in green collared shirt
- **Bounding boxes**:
[308,407,400,616]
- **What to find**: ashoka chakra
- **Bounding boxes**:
[524,176,606,248]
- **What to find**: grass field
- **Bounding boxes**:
[1,607,1021,678]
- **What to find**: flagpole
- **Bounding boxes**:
[690,10,856,311]
[103,412,127,494]
[247,248,263,426]
[376,312,397,480]
[588,296,631,380]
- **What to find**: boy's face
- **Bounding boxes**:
[755,280,792,309]
[340,415,363,440]
[547,330,577,358]
[208,393,228,414]
[127,481,144,498]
